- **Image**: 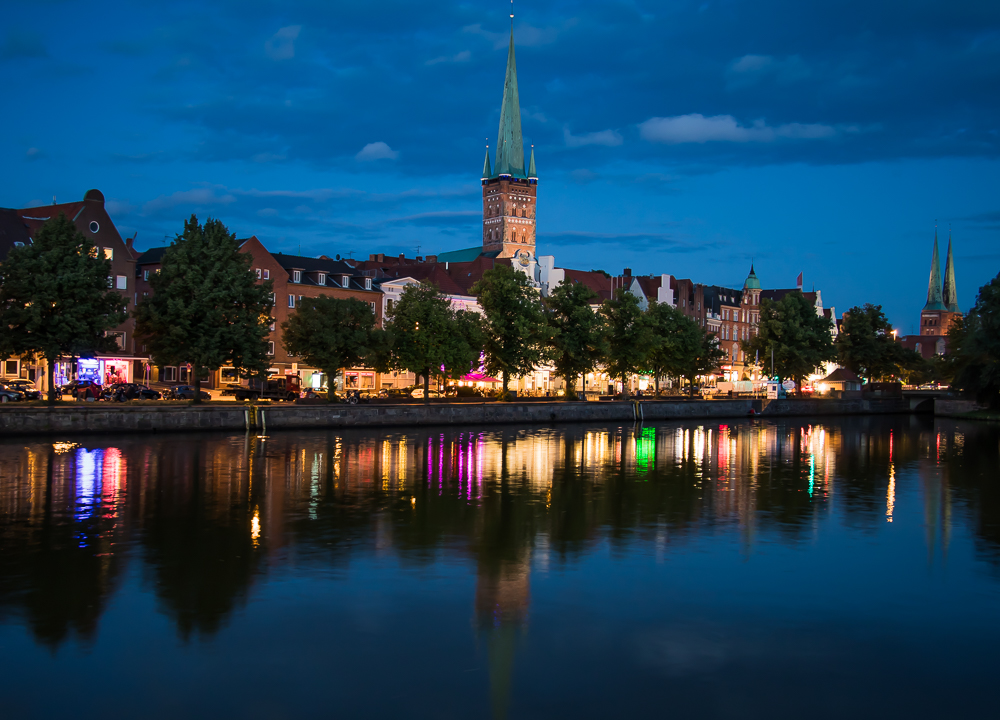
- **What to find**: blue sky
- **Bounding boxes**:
[2,0,998,333]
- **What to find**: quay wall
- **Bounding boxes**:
[0,397,919,437]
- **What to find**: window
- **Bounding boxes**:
[288,295,295,308]
[103,247,113,260]
[317,273,326,285]
[90,221,100,233]
[116,275,127,290]
[3,360,18,376]
[107,277,113,288]
[163,366,177,382]
[263,269,269,280]
[267,341,275,356]
[256,268,262,279]
[293,270,301,283]
[369,301,376,313]
[364,278,372,290]
[143,270,150,281]
[342,275,350,288]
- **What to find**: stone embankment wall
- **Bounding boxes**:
[0,397,930,437]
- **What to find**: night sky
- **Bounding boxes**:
[2,0,998,333]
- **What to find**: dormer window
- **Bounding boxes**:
[342,275,350,287]
[364,278,372,290]
[292,270,301,283]
[317,273,326,285]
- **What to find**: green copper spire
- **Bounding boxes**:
[924,230,946,311]
[527,145,536,178]
[744,263,761,290]
[482,147,492,179]
[943,232,960,312]
[493,29,525,178]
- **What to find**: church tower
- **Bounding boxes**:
[482,24,537,260]
[920,229,961,336]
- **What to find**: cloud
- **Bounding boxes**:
[0,30,47,60]
[541,231,710,251]
[24,147,45,161]
[639,114,836,144]
[264,25,301,61]
[382,210,479,228]
[142,187,237,214]
[564,127,623,148]
[355,141,399,161]
[462,21,568,49]
[426,50,471,65]
[252,152,287,163]
[726,54,810,88]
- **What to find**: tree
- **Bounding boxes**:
[472,265,549,399]
[681,329,727,397]
[644,301,695,397]
[282,296,386,402]
[544,281,607,400]
[836,303,909,382]
[382,283,483,403]
[742,291,835,396]
[0,213,127,404]
[601,289,657,399]
[948,272,1000,408]
[134,215,273,404]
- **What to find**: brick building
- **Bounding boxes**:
[0,189,141,391]
[135,237,383,391]
[900,231,961,360]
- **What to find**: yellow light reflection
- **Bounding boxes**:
[251,508,261,546]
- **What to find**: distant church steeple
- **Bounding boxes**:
[481,14,537,259]
[923,229,946,312]
[942,231,959,313]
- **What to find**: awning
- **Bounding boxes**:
[461,373,500,383]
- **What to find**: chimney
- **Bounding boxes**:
[416,256,423,262]
[623,267,632,277]
[125,235,135,251]
[425,255,437,263]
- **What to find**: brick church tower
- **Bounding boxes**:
[481,26,537,260]
[920,229,961,336]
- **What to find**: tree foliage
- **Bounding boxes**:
[381,283,483,402]
[134,215,273,403]
[472,265,549,398]
[742,291,835,394]
[644,301,698,396]
[282,296,386,401]
[948,272,1000,408]
[601,289,657,398]
[836,303,909,381]
[544,281,606,399]
[0,213,127,403]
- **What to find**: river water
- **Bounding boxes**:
[1,416,998,719]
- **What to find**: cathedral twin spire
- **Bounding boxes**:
[924,229,960,313]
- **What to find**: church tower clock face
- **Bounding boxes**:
[480,22,538,260]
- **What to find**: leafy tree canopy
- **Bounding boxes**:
[836,303,908,381]
[282,296,386,401]
[0,213,127,403]
[472,265,549,397]
[601,288,657,398]
[742,291,835,394]
[381,283,483,401]
[644,301,700,396]
[948,272,1000,408]
[134,215,273,402]
[544,281,607,399]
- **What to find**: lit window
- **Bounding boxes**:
[263,269,270,280]
[116,275,127,290]
[104,247,113,260]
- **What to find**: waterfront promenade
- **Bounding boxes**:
[0,395,983,437]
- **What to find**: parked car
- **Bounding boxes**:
[2,379,41,400]
[411,388,447,399]
[102,383,163,401]
[59,379,88,396]
[167,385,211,401]
[0,386,24,403]
[74,380,102,401]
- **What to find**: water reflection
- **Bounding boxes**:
[1,416,999,716]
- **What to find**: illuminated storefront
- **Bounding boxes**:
[54,356,136,387]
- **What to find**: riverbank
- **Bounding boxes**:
[0,397,926,436]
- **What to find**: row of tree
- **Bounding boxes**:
[5,213,994,407]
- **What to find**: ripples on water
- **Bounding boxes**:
[1,416,998,719]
